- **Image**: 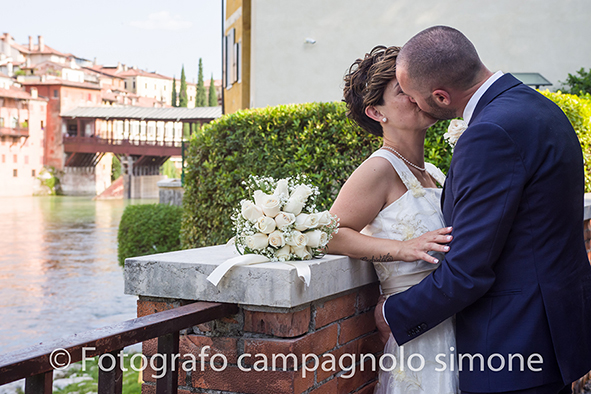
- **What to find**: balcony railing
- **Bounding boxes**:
[63,135,183,148]
[0,126,29,137]
[0,301,238,394]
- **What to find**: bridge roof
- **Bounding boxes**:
[61,106,222,121]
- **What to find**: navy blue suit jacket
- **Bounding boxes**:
[384,74,591,392]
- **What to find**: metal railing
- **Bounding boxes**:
[0,301,238,394]
[0,126,29,137]
[63,135,183,148]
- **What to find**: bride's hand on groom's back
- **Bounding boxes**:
[398,227,453,264]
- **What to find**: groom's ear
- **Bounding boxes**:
[365,106,383,123]
[431,89,452,106]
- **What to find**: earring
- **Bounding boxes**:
[382,117,387,123]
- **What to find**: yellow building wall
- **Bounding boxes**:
[223,0,250,114]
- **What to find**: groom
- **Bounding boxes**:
[376,26,591,394]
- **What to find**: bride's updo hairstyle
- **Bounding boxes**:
[343,45,400,137]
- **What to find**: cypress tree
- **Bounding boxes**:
[195,58,207,107]
[171,76,177,107]
[179,65,188,107]
[208,74,217,106]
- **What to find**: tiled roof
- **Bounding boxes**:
[118,69,172,80]
[13,42,68,58]
[83,65,126,80]
[0,86,47,100]
[20,79,102,90]
[61,106,222,121]
[204,79,222,87]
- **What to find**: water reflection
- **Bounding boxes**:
[0,196,157,354]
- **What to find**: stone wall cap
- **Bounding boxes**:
[157,178,183,188]
[124,244,377,309]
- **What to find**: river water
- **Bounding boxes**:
[0,196,157,354]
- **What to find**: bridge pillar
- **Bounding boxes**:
[121,155,167,199]
[61,153,112,196]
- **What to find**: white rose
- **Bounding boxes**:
[246,233,268,250]
[253,190,271,207]
[290,184,313,201]
[294,213,319,231]
[282,198,306,216]
[274,179,289,198]
[287,230,308,247]
[275,245,291,260]
[291,245,312,260]
[317,211,333,226]
[241,200,264,223]
[275,212,296,229]
[444,119,468,148]
[283,185,313,215]
[262,196,281,217]
[255,216,276,234]
[268,230,286,248]
[305,230,328,248]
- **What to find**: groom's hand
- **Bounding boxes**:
[375,295,391,346]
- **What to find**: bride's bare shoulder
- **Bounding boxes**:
[349,155,401,185]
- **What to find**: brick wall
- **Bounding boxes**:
[138,283,381,394]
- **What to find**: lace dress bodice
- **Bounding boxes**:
[360,149,458,394]
[360,150,447,295]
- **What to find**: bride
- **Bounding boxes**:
[327,46,459,393]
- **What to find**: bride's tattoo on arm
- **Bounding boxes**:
[361,253,393,263]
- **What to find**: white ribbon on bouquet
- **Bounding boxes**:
[206,253,311,287]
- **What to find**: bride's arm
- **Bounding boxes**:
[326,158,451,264]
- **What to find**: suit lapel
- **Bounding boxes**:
[441,74,522,224]
[469,74,522,125]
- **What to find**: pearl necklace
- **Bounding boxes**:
[382,146,426,172]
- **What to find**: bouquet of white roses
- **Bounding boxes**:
[234,175,339,261]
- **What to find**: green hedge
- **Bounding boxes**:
[117,204,183,265]
[180,101,453,248]
[541,90,591,190]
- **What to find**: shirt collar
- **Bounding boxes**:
[462,70,504,124]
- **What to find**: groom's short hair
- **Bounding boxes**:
[398,26,483,92]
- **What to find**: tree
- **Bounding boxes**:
[208,74,218,106]
[195,58,207,107]
[179,65,188,107]
[171,76,177,107]
[561,68,591,96]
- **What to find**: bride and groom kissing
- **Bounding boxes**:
[327,26,591,394]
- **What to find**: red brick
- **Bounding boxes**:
[136,299,193,317]
[142,338,158,357]
[316,340,357,382]
[357,284,380,312]
[314,292,356,329]
[137,300,175,318]
[191,364,314,394]
[354,380,378,394]
[339,312,376,345]
[309,378,338,394]
[337,358,379,394]
[179,334,238,364]
[141,382,155,394]
[143,385,192,394]
[244,324,338,369]
[244,307,310,337]
[141,356,187,387]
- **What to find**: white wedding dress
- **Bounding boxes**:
[360,150,459,394]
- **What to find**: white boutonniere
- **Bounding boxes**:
[444,119,468,149]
